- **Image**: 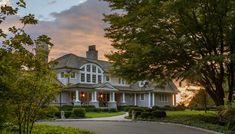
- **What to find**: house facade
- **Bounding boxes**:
[52,45,178,108]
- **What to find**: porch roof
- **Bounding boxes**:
[95,82,118,91]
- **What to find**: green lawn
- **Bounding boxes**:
[1,125,94,134]
[86,112,125,118]
[159,110,232,133]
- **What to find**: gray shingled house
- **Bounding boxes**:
[52,45,178,108]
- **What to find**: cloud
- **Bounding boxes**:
[25,0,112,61]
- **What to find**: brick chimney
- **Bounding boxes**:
[86,45,98,60]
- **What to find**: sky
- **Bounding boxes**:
[1,0,112,60]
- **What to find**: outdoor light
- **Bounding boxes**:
[100,93,103,98]
[81,92,85,97]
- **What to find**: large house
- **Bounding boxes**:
[52,45,178,108]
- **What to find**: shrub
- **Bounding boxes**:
[64,111,72,118]
[109,108,118,112]
[152,106,160,111]
[140,112,152,119]
[218,109,235,124]
[151,110,167,118]
[128,107,147,117]
[102,108,110,112]
[92,108,102,112]
[117,105,138,112]
[60,105,73,111]
[133,111,142,119]
[72,108,86,118]
[45,106,60,118]
[55,111,61,118]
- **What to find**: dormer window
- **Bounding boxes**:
[60,72,65,78]
[105,76,111,82]
[70,72,76,79]
[118,78,126,85]
[80,63,103,84]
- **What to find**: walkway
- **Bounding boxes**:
[56,112,130,122]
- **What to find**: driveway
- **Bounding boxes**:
[40,121,218,134]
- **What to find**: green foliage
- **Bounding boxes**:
[104,0,235,106]
[72,108,86,118]
[61,105,74,111]
[0,1,61,133]
[43,106,60,119]
[64,111,72,118]
[0,125,94,134]
[139,112,152,119]
[128,107,148,117]
[151,110,167,118]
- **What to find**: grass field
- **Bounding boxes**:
[86,112,125,118]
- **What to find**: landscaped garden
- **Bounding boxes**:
[42,105,126,119]
[125,105,235,134]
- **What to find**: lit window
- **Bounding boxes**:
[70,72,76,79]
[60,72,65,78]
[140,94,145,101]
[159,94,168,102]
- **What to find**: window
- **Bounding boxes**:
[118,78,126,85]
[105,76,111,82]
[159,94,168,102]
[80,63,104,84]
[81,73,85,82]
[140,94,145,101]
[70,72,76,79]
[60,72,65,78]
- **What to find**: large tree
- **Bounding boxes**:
[0,1,60,133]
[104,0,235,106]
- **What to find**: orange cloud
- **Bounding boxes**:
[25,0,113,61]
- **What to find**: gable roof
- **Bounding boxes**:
[52,53,112,72]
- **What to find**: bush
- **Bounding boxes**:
[151,110,167,118]
[109,108,118,112]
[60,105,73,111]
[102,109,109,112]
[45,106,60,118]
[133,111,142,119]
[72,108,86,118]
[140,112,152,119]
[152,106,160,111]
[55,111,61,118]
[117,105,138,112]
[64,111,72,118]
[128,107,147,117]
[218,109,235,124]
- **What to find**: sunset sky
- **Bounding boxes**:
[2,0,112,60]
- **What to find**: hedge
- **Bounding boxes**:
[72,108,86,118]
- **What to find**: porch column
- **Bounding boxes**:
[75,90,80,102]
[90,91,98,108]
[148,92,151,108]
[152,92,155,107]
[74,90,81,106]
[108,92,117,108]
[134,93,137,106]
[122,93,126,103]
[109,92,115,102]
[92,91,97,102]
